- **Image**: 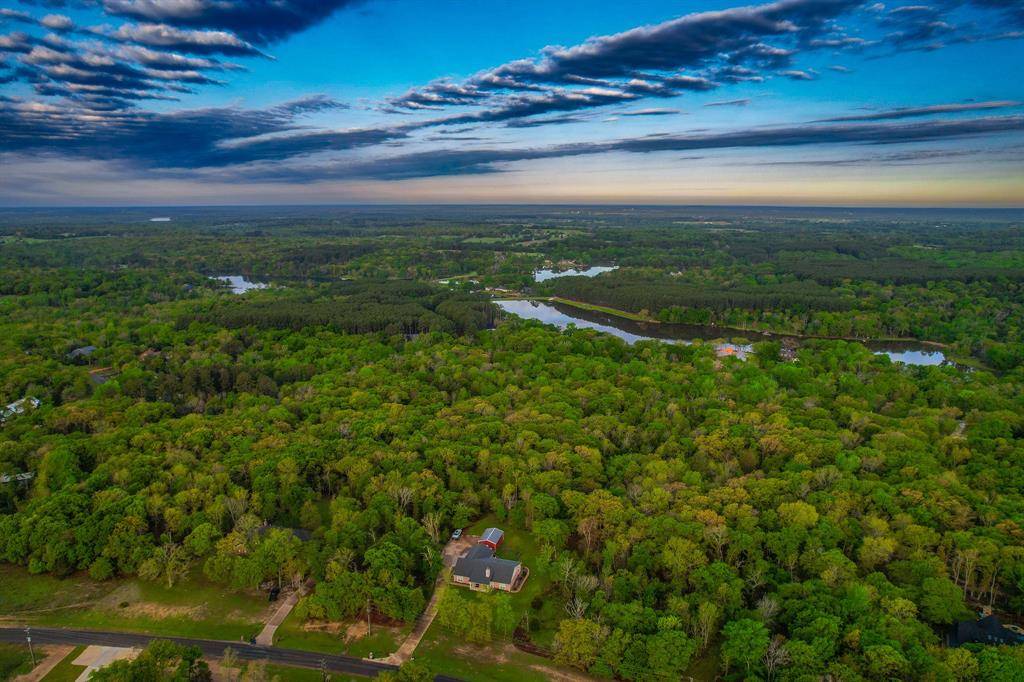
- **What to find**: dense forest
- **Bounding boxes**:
[1,206,1023,681]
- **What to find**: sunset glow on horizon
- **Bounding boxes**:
[1,0,1022,206]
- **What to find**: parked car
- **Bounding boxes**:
[451,528,463,540]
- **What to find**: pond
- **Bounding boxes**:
[533,265,618,282]
[215,275,268,294]
[496,299,949,366]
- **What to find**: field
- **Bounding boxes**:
[0,643,33,680]
[0,566,271,642]
[272,608,410,659]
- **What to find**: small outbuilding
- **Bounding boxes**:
[479,527,504,550]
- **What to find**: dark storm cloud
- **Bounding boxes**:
[742,148,990,165]
[879,4,956,47]
[386,0,860,124]
[383,0,1021,129]
[1,8,73,32]
[1,9,36,25]
[968,0,1024,27]
[619,107,681,116]
[101,0,364,45]
[480,0,857,86]
[1,34,235,107]
[780,69,818,79]
[816,100,1022,121]
[0,95,391,167]
[0,32,36,54]
[387,80,490,110]
[504,114,589,128]
[231,114,1024,182]
[0,20,257,108]
[95,22,266,57]
[705,98,752,107]
[427,88,642,127]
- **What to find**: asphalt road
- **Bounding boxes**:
[0,626,463,680]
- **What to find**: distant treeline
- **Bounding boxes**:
[776,255,1024,285]
[187,282,497,336]
[545,272,854,314]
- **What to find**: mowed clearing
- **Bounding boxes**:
[0,565,272,642]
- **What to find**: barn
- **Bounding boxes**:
[479,527,504,550]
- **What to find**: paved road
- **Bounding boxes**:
[0,627,398,678]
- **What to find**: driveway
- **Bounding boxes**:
[255,583,309,646]
[384,535,476,666]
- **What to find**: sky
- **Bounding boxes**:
[0,0,1022,207]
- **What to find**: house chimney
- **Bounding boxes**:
[485,567,491,579]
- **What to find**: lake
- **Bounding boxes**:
[533,265,618,282]
[496,299,948,366]
[215,275,268,294]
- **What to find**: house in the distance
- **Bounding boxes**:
[452,528,525,592]
[2,397,40,424]
[948,614,1024,647]
[67,345,97,362]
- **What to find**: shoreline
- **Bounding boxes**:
[498,294,952,349]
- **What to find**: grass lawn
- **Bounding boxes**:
[464,516,550,612]
[404,515,582,680]
[234,662,361,681]
[0,565,271,642]
[545,297,654,322]
[413,628,561,682]
[273,607,409,660]
[40,646,86,682]
[0,643,34,680]
[463,516,559,643]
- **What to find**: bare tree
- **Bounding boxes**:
[693,601,720,652]
[395,486,414,513]
[558,556,579,596]
[564,593,589,620]
[225,494,248,526]
[704,524,729,561]
[757,595,779,625]
[763,636,791,681]
[422,511,442,543]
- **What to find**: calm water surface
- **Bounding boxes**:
[497,300,948,366]
[533,265,618,282]
[216,275,267,294]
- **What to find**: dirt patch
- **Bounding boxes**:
[344,620,368,642]
[528,665,595,682]
[300,620,347,636]
[452,642,512,665]
[96,583,142,610]
[122,602,206,620]
[453,642,596,681]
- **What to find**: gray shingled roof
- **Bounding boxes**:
[949,615,1024,646]
[453,545,520,584]
[68,345,97,358]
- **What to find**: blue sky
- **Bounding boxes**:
[1,0,1022,206]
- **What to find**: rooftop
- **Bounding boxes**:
[453,543,520,584]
